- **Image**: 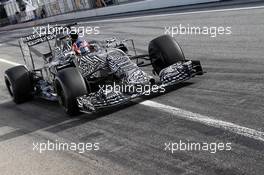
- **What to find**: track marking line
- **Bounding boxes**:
[141,100,264,142]
[0,58,21,66]
[80,5,264,24]
[0,126,18,136]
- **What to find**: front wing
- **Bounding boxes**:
[77,60,203,113]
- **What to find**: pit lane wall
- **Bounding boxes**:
[0,0,220,31]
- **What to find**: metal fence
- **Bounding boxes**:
[0,0,140,27]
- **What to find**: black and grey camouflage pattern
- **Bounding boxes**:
[159,61,193,85]
[107,49,151,85]
[77,87,128,112]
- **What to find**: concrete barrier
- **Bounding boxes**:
[0,0,220,31]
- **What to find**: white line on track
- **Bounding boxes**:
[0,126,18,136]
[141,100,264,142]
[0,58,21,66]
[80,5,264,24]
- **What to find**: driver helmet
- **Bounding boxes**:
[70,32,90,55]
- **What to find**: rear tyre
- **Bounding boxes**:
[4,65,33,103]
[148,35,185,74]
[55,67,87,116]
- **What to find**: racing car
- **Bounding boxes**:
[4,23,204,115]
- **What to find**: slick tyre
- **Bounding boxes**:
[149,35,186,74]
[4,65,33,103]
[55,67,87,116]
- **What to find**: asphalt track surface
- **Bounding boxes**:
[0,3,264,175]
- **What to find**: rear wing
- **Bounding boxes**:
[20,23,78,47]
[21,33,56,47]
[18,23,77,70]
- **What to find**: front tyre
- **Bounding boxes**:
[55,67,87,116]
[149,35,186,74]
[4,65,33,103]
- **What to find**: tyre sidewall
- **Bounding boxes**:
[4,65,33,103]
